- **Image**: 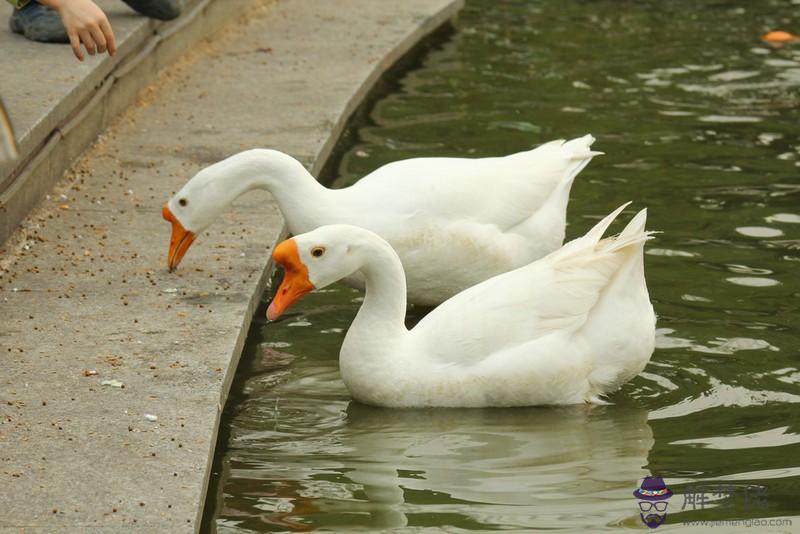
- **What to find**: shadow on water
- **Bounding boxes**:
[205,0,800,531]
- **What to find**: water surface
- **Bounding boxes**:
[206,0,800,531]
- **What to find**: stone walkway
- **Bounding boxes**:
[0,0,461,531]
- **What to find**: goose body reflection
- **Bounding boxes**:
[339,404,654,529]
[214,395,654,531]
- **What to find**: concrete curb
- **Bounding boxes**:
[0,0,463,531]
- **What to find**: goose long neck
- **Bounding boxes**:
[335,231,411,405]
[350,238,409,343]
[216,149,332,232]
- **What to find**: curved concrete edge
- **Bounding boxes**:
[0,0,258,245]
[0,1,463,532]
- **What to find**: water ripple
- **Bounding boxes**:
[671,426,800,450]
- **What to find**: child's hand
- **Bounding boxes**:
[41,0,117,61]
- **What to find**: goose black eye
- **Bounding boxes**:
[311,246,326,258]
[178,198,188,207]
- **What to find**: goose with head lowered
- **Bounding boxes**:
[163,135,601,305]
[267,204,656,408]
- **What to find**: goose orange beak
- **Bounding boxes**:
[163,203,196,272]
[267,239,314,321]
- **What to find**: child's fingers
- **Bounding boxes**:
[68,31,84,61]
[100,19,116,56]
[78,29,97,55]
[89,25,107,54]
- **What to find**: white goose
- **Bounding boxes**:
[163,135,601,305]
[267,204,656,408]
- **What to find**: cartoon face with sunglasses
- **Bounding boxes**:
[633,477,673,529]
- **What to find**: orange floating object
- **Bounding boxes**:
[762,30,800,43]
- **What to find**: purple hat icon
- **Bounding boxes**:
[633,476,673,501]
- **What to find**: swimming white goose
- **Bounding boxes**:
[267,204,656,408]
[163,135,601,305]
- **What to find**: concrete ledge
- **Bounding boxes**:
[0,0,462,532]
[0,0,258,244]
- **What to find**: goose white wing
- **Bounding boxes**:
[347,136,600,231]
[410,248,620,367]
[409,205,638,367]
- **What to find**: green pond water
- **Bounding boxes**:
[205,0,800,531]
